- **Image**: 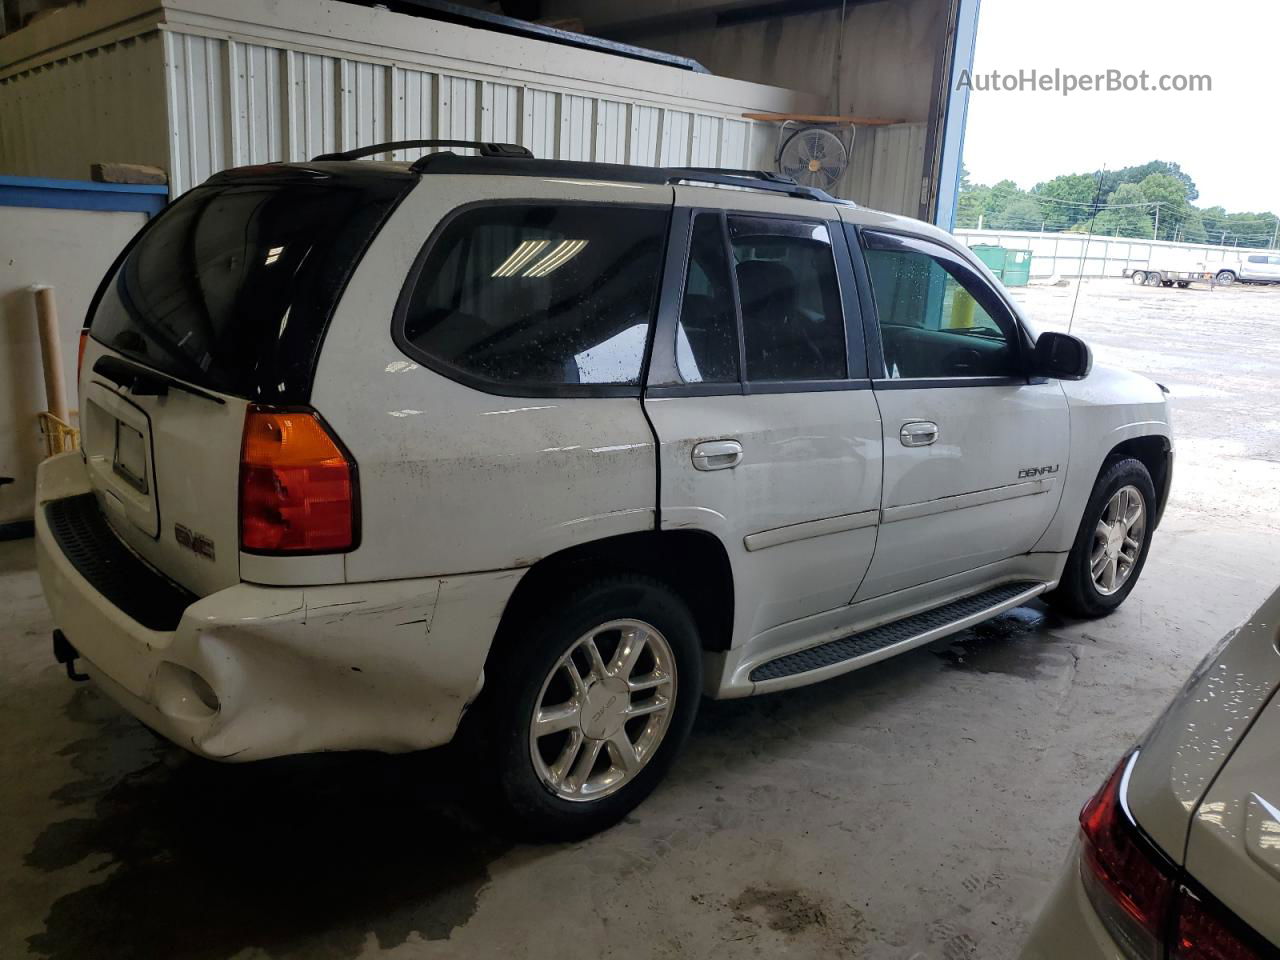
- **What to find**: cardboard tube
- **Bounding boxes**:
[31,284,69,424]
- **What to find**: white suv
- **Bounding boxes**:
[1216,252,1280,285]
[35,141,1173,838]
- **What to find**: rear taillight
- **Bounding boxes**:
[239,406,357,554]
[1079,752,1272,960]
[77,329,88,381]
[1080,752,1176,960]
[1171,886,1272,960]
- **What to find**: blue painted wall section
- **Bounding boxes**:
[0,175,167,216]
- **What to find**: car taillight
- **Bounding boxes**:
[239,406,357,554]
[1171,886,1272,960]
[1079,752,1272,960]
[1080,752,1177,960]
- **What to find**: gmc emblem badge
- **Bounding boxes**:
[174,523,216,561]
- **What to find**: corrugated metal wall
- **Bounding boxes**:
[838,122,928,219]
[161,32,759,195]
[0,33,170,181]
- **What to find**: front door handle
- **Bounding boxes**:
[692,439,743,471]
[900,420,939,447]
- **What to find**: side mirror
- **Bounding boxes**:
[1032,331,1092,380]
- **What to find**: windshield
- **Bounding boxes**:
[89,173,410,401]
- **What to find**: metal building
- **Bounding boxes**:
[0,0,979,221]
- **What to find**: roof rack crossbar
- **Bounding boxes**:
[664,170,837,202]
[313,139,534,162]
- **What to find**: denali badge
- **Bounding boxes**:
[174,523,216,561]
[1018,464,1060,479]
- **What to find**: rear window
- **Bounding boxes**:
[396,203,669,393]
[89,174,410,401]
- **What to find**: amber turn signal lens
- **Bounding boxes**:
[239,406,356,553]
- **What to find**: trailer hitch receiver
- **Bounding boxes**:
[52,630,89,682]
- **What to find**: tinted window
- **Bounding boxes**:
[401,204,668,387]
[676,214,739,383]
[728,216,846,382]
[863,243,1018,379]
[90,177,411,401]
[1248,255,1267,264]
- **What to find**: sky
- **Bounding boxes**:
[961,0,1280,214]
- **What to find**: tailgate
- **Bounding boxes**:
[79,342,247,596]
[75,165,413,597]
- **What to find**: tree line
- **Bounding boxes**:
[956,160,1280,248]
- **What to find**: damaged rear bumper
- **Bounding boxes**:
[34,452,524,761]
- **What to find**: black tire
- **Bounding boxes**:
[1176,281,1190,288]
[1047,458,1157,619]
[1130,270,1147,285]
[1216,270,1236,285]
[478,575,702,841]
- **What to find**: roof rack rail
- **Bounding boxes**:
[312,139,534,162]
[664,168,838,202]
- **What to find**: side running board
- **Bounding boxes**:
[749,581,1048,684]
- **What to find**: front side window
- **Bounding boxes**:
[862,239,1019,380]
[728,216,847,382]
[401,204,669,388]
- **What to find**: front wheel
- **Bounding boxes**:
[480,576,702,840]
[1131,270,1147,285]
[1047,458,1156,618]
[1216,270,1237,285]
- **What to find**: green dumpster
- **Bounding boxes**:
[971,244,1007,275]
[968,244,1032,287]
[1002,249,1032,287]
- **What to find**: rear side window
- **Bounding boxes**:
[676,214,739,383]
[728,216,846,382]
[90,176,411,401]
[398,204,669,391]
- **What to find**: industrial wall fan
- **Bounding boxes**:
[777,125,849,190]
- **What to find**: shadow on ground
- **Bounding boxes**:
[26,691,513,960]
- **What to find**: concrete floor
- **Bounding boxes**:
[2,279,1278,960]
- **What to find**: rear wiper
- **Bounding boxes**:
[92,355,226,405]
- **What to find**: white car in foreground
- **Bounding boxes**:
[1021,586,1280,960]
[36,140,1172,838]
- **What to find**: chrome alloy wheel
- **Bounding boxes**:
[529,619,677,802]
[1091,485,1146,596]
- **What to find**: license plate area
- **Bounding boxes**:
[82,381,159,538]
[113,421,149,494]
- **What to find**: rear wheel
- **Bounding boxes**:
[479,575,702,840]
[1131,270,1147,285]
[1047,458,1156,618]
[1146,271,1163,287]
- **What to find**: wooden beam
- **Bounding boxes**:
[742,112,906,126]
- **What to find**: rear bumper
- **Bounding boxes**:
[34,452,524,761]
[1018,844,1127,960]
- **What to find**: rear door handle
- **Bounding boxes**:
[899,421,939,447]
[692,439,743,471]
